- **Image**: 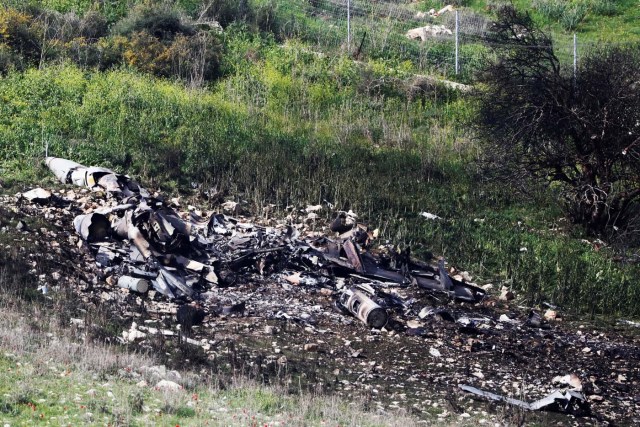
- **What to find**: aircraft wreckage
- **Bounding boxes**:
[44,157,486,320]
[12,157,599,417]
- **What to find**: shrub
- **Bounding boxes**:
[79,10,108,40]
[113,1,194,41]
[204,0,254,27]
[0,43,23,74]
[476,6,640,235]
[123,30,169,75]
[113,2,222,84]
[165,31,222,84]
[0,8,40,63]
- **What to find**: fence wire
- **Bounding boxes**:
[277,0,629,80]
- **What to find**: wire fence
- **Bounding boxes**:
[277,0,630,81]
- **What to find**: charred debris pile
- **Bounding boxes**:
[10,157,602,416]
[40,157,486,322]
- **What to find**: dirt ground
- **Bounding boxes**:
[2,188,639,426]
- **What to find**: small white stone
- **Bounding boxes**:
[155,380,181,392]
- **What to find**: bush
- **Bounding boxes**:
[113,2,222,84]
[123,30,168,75]
[113,1,194,41]
[0,43,23,74]
[79,10,108,39]
[204,0,253,27]
[0,7,40,63]
[476,6,640,236]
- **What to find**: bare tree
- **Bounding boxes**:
[476,6,640,237]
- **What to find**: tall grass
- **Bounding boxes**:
[533,0,620,30]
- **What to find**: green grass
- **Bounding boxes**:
[464,0,640,41]
[0,348,420,426]
[2,57,639,316]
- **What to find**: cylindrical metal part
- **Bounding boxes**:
[73,213,110,242]
[127,225,152,259]
[45,157,84,183]
[343,289,388,329]
[117,276,149,293]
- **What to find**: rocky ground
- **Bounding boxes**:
[1,179,639,426]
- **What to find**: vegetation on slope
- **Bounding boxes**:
[1,0,639,317]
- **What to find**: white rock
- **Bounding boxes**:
[155,380,181,391]
[305,204,322,213]
[419,212,442,220]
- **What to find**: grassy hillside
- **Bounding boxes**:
[1,0,639,317]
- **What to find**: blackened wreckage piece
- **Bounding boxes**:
[458,384,589,414]
[338,287,389,328]
[44,157,486,328]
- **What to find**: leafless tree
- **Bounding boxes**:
[476,6,640,237]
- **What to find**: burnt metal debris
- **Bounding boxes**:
[12,157,634,421]
[43,157,485,325]
[459,384,589,414]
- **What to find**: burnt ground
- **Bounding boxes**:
[1,188,639,426]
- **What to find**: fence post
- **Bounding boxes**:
[455,10,459,75]
[347,0,351,53]
[573,33,577,82]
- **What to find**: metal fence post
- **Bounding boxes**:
[573,33,577,82]
[347,0,351,53]
[455,10,459,75]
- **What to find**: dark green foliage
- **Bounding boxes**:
[78,10,108,39]
[0,44,24,74]
[0,3,223,84]
[205,0,254,27]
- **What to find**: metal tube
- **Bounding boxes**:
[340,289,388,328]
[573,33,577,83]
[118,276,150,293]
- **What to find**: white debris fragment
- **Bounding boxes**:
[499,288,515,301]
[21,188,52,202]
[406,25,453,42]
[155,380,182,391]
[498,314,518,324]
[122,322,147,342]
[305,204,322,213]
[419,212,442,220]
[221,201,237,212]
[552,373,583,391]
